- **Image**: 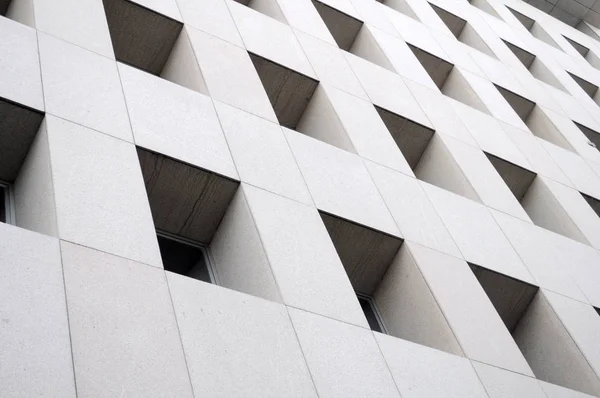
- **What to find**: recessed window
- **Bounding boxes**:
[102,0,207,94]
[357,294,387,333]
[503,40,565,91]
[157,232,216,284]
[574,122,600,151]
[495,85,574,151]
[429,4,496,58]
[407,44,489,113]
[582,192,600,218]
[506,7,559,49]
[0,182,13,224]
[470,263,599,396]
[485,153,590,244]
[249,54,319,130]
[311,0,395,71]
[564,36,600,70]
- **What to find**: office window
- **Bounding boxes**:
[357,294,386,333]
[157,233,216,284]
[0,182,14,224]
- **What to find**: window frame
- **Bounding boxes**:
[156,230,220,285]
[0,181,15,225]
[356,293,388,334]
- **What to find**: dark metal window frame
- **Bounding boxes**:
[156,230,219,285]
[356,293,388,334]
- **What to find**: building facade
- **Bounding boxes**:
[2,0,600,396]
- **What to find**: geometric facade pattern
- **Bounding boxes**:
[2,0,600,396]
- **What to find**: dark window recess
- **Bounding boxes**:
[357,294,385,333]
[157,234,213,283]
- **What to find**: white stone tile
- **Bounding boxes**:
[288,307,401,398]
[375,333,488,398]
[0,224,75,397]
[47,116,162,267]
[492,210,588,303]
[440,133,532,222]
[278,0,337,44]
[39,33,132,141]
[118,63,238,180]
[61,241,193,397]
[176,0,243,47]
[365,161,461,257]
[295,29,367,99]
[229,1,316,78]
[451,100,532,170]
[345,52,432,128]
[540,380,599,398]
[422,182,534,284]
[13,120,58,237]
[323,85,414,175]
[34,0,114,58]
[543,140,600,199]
[243,184,368,327]
[214,101,311,204]
[186,26,278,123]
[472,361,547,398]
[501,123,573,187]
[544,291,600,379]
[0,17,43,110]
[166,273,318,397]
[410,242,535,377]
[285,129,400,236]
[405,80,477,146]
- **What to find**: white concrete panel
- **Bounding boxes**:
[47,116,162,268]
[323,85,414,175]
[167,273,318,397]
[295,29,367,99]
[405,80,477,146]
[545,291,600,380]
[285,129,400,236]
[289,307,401,398]
[176,0,243,47]
[214,101,312,204]
[441,133,532,221]
[0,17,43,111]
[118,63,238,180]
[492,210,588,303]
[375,333,488,398]
[243,184,368,327]
[365,161,461,257]
[422,182,534,284]
[38,33,132,141]
[541,380,599,398]
[278,0,337,44]
[62,241,193,397]
[229,1,316,78]
[411,242,535,377]
[209,186,282,303]
[0,224,75,397]
[186,26,278,122]
[34,0,114,58]
[472,361,547,398]
[345,52,432,128]
[14,120,58,237]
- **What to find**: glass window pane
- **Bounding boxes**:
[357,295,383,333]
[157,235,211,283]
